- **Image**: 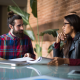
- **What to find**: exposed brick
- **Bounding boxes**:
[27,0,80,58]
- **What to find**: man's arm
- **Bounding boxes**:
[0,57,6,60]
[24,37,36,59]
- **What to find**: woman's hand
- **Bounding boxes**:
[56,32,67,43]
[47,57,69,66]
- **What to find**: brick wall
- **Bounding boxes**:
[27,0,80,58]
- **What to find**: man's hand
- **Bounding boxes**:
[47,57,69,66]
[0,57,6,60]
[24,53,32,58]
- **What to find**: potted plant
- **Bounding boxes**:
[8,0,59,57]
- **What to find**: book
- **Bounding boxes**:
[9,57,34,62]
[0,60,27,66]
[0,57,31,67]
[27,57,53,65]
[9,57,53,65]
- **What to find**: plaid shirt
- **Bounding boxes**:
[0,31,35,59]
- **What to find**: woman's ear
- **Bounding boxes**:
[71,26,74,30]
[9,24,13,29]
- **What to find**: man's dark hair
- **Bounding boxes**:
[7,11,22,29]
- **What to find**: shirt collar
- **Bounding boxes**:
[8,31,17,40]
[8,30,22,40]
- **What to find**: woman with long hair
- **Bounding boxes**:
[53,14,80,59]
[48,14,80,66]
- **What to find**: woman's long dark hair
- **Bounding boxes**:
[63,14,80,58]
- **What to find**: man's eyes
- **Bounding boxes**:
[17,25,21,27]
[17,24,23,27]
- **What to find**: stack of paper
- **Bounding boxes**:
[9,57,53,65]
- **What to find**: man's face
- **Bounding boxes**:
[13,19,24,38]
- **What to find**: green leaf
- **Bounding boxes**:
[60,41,64,47]
[48,41,64,53]
[46,43,55,57]
[39,29,59,37]
[34,48,36,53]
[35,44,42,57]
[7,6,11,12]
[8,5,30,25]
[30,0,37,18]
[48,43,55,53]
[24,30,35,41]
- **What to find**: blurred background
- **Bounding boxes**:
[0,0,80,58]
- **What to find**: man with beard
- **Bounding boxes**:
[0,11,35,59]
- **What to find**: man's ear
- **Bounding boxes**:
[9,24,13,29]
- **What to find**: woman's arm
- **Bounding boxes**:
[53,32,66,57]
[48,57,70,66]
[48,57,80,66]
[53,42,61,57]
[69,59,80,66]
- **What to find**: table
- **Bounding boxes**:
[0,64,80,80]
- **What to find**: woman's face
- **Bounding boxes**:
[62,19,74,35]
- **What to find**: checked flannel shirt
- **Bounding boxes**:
[0,31,35,59]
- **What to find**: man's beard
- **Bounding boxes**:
[13,29,24,38]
